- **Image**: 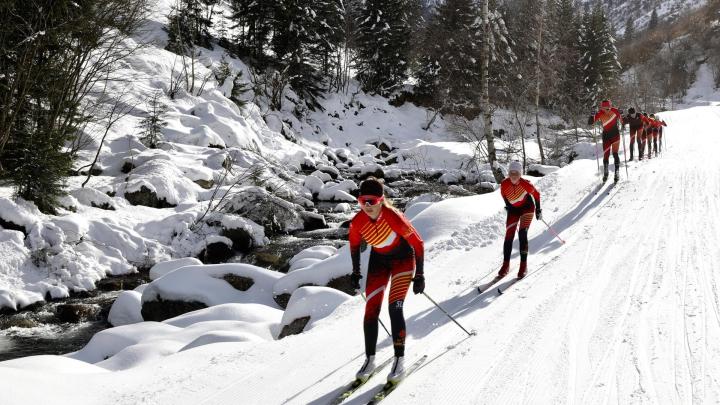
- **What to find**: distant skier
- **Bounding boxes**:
[640,112,653,160]
[651,114,667,154]
[589,100,624,182]
[498,161,542,279]
[348,177,425,385]
[622,107,643,161]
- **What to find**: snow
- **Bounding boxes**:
[115,158,201,206]
[107,284,148,327]
[681,63,720,107]
[141,263,283,309]
[3,0,720,402]
[149,257,203,280]
[280,286,352,333]
[4,102,719,404]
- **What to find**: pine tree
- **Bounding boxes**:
[355,0,414,95]
[415,0,482,113]
[624,17,634,43]
[229,0,275,63]
[649,7,658,30]
[549,0,584,125]
[138,92,168,149]
[166,0,214,53]
[578,5,620,110]
[271,0,338,109]
[313,0,345,80]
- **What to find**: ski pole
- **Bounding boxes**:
[541,218,566,244]
[620,126,629,179]
[361,292,391,337]
[422,292,475,337]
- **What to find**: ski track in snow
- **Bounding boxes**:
[366,106,720,405]
[185,106,720,405]
[3,106,720,405]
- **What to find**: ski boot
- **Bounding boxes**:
[518,262,527,279]
[498,261,510,277]
[614,169,620,183]
[387,356,405,384]
[356,355,377,382]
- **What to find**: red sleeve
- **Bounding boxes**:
[592,111,602,123]
[520,179,540,206]
[613,109,623,125]
[384,208,425,276]
[348,214,364,273]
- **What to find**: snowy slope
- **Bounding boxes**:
[579,0,707,35]
[2,101,720,404]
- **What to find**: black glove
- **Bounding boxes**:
[350,272,362,291]
[535,208,542,221]
[412,275,425,295]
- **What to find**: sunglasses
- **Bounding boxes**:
[358,195,384,207]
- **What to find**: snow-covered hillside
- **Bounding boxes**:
[0,0,521,313]
[580,0,707,35]
[2,91,720,404]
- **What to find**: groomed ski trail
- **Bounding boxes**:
[377,105,720,405]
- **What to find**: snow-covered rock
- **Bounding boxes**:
[108,290,144,326]
[70,187,118,210]
[118,159,201,208]
[277,286,351,339]
[141,263,282,321]
[149,258,203,280]
[527,163,560,176]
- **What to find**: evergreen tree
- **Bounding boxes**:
[624,17,634,43]
[313,0,345,79]
[484,6,517,100]
[138,92,168,149]
[415,0,482,113]
[166,0,215,53]
[355,0,413,95]
[271,0,343,109]
[578,4,620,109]
[649,7,658,30]
[549,0,584,122]
[229,0,275,62]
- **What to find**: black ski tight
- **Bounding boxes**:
[504,211,533,262]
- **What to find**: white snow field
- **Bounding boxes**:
[1,103,719,404]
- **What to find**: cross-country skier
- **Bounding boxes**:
[650,114,667,157]
[588,100,624,182]
[640,112,653,160]
[622,107,643,161]
[498,161,542,279]
[348,178,425,384]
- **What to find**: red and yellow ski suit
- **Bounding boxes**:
[349,206,424,357]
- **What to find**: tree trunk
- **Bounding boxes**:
[481,0,503,183]
[534,0,546,165]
